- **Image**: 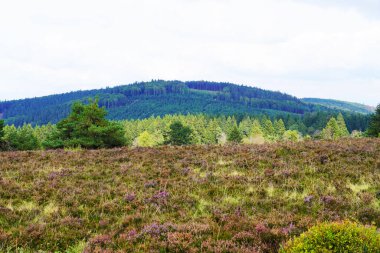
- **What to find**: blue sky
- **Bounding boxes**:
[0,0,379,106]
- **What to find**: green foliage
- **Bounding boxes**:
[336,113,350,137]
[367,104,380,137]
[0,81,371,134]
[281,221,380,253]
[250,119,264,137]
[3,124,39,151]
[49,100,126,149]
[302,98,375,114]
[0,119,4,139]
[165,121,193,145]
[322,115,350,140]
[262,118,275,140]
[0,111,371,151]
[228,125,243,143]
[274,119,286,140]
[322,117,340,140]
[0,119,4,149]
[283,130,301,142]
[135,131,156,147]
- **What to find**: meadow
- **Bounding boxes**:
[0,138,379,252]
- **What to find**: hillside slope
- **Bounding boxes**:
[302,98,375,114]
[0,80,326,126]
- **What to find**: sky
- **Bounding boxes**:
[0,0,379,106]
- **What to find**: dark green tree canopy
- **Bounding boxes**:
[45,100,125,149]
[367,104,380,137]
[0,120,4,150]
[165,121,193,145]
[228,125,243,143]
[0,119,4,140]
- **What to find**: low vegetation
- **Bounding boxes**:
[0,138,379,252]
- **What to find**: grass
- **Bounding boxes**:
[0,138,379,252]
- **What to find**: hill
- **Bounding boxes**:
[0,80,329,126]
[0,138,379,252]
[302,98,375,114]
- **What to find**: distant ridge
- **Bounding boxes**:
[0,80,370,126]
[302,98,375,115]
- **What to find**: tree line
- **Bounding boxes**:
[0,101,379,151]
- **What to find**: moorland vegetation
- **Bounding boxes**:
[0,138,379,252]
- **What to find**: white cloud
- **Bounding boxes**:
[0,0,379,106]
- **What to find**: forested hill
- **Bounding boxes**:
[302,98,375,114]
[0,80,362,126]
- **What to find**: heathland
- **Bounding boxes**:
[0,138,379,252]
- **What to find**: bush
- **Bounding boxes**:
[281,221,380,253]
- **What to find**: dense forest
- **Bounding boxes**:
[302,98,375,114]
[0,99,375,151]
[0,80,371,129]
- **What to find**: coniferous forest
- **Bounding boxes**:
[0,81,371,130]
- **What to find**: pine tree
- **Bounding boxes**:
[367,104,380,137]
[165,121,193,145]
[228,125,243,143]
[283,130,301,142]
[51,99,126,149]
[322,117,340,140]
[250,119,264,137]
[3,124,39,151]
[204,119,222,144]
[262,118,275,140]
[274,119,286,140]
[239,118,252,137]
[336,113,349,137]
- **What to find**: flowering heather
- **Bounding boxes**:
[0,138,379,252]
[124,192,136,202]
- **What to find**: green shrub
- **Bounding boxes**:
[281,221,380,253]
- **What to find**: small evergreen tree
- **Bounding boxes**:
[165,121,193,145]
[367,104,380,137]
[322,117,340,140]
[3,124,39,151]
[228,125,243,143]
[262,118,275,140]
[336,113,349,137]
[250,119,264,137]
[283,130,301,142]
[274,119,286,140]
[48,99,126,149]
